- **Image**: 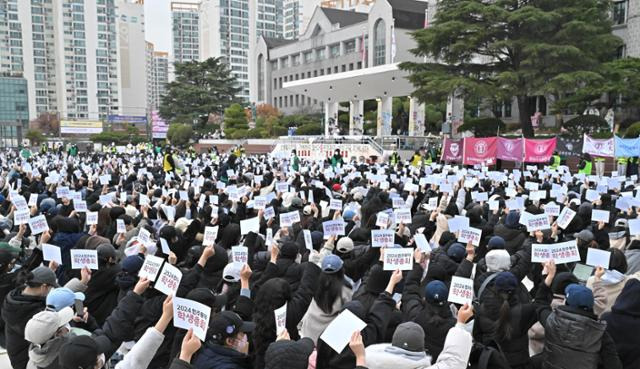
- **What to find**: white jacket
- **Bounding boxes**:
[364,324,472,369]
[115,327,165,369]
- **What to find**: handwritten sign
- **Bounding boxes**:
[173,297,211,341]
[155,263,183,296]
[556,207,576,230]
[371,229,395,248]
[203,226,219,246]
[531,240,580,264]
[70,249,99,270]
[383,248,413,271]
[231,246,249,264]
[458,227,482,246]
[86,211,98,225]
[42,244,62,264]
[138,255,164,282]
[526,213,550,232]
[28,215,49,235]
[448,276,474,305]
[323,220,346,236]
[274,303,287,335]
[279,211,300,227]
[586,248,611,269]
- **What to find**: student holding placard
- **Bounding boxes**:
[586,248,640,317]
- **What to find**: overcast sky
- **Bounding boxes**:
[145,0,173,53]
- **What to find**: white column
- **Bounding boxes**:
[408,96,425,136]
[324,101,339,136]
[349,100,364,135]
[377,96,392,136]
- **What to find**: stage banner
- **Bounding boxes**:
[524,138,557,163]
[496,137,523,162]
[557,137,582,157]
[463,137,497,166]
[583,134,614,158]
[441,138,463,162]
[614,136,640,158]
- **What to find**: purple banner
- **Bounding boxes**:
[496,137,523,162]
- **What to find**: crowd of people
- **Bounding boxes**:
[0,143,637,369]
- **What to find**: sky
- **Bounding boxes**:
[144,0,173,53]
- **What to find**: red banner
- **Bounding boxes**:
[441,138,463,162]
[463,137,497,166]
[524,138,557,163]
[496,137,523,162]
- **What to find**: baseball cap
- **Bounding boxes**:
[446,243,466,263]
[30,266,59,287]
[303,205,313,216]
[25,307,74,345]
[343,210,355,221]
[46,287,85,312]
[97,243,117,261]
[223,262,242,283]
[209,311,255,343]
[424,280,448,306]
[391,322,425,352]
[331,184,342,192]
[59,335,111,369]
[321,254,343,274]
[573,229,594,243]
[565,283,594,311]
[121,255,145,274]
[336,237,354,253]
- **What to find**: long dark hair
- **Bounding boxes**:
[253,278,291,365]
[314,269,346,314]
[495,292,513,340]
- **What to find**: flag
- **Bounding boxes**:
[391,24,396,63]
[614,136,640,157]
[424,6,429,29]
[463,137,497,166]
[524,138,556,163]
[583,134,614,157]
[496,137,523,162]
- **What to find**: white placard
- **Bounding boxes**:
[138,228,152,246]
[173,297,211,341]
[427,197,438,211]
[319,309,367,354]
[629,219,640,236]
[322,220,346,236]
[14,209,30,225]
[413,233,431,252]
[329,198,343,211]
[12,195,28,211]
[70,249,99,270]
[448,216,469,233]
[138,255,164,282]
[383,248,413,271]
[86,211,98,225]
[279,211,301,227]
[392,197,405,209]
[458,227,482,246]
[203,226,219,246]
[254,196,267,210]
[274,303,287,335]
[371,229,395,248]
[276,182,289,193]
[42,244,62,264]
[74,200,87,212]
[28,194,38,207]
[531,240,580,264]
[488,200,499,211]
[586,248,611,269]
[591,209,610,223]
[376,212,389,228]
[303,230,313,251]
[544,202,560,216]
[556,207,576,230]
[231,246,249,264]
[28,215,49,235]
[99,174,111,185]
[155,263,183,296]
[263,206,275,220]
[240,217,260,235]
[394,208,412,224]
[585,189,600,202]
[116,219,126,234]
[526,213,551,232]
[160,237,171,255]
[448,276,474,305]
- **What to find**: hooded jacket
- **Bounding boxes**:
[363,325,472,369]
[3,289,47,369]
[493,223,527,255]
[193,342,251,369]
[602,279,640,369]
[586,271,640,317]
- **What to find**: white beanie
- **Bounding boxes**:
[485,249,511,272]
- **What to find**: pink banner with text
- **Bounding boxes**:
[441,138,463,162]
[524,138,557,163]
[463,137,497,166]
[496,137,523,162]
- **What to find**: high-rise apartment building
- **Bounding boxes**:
[171,2,200,64]
[145,41,155,112]
[152,51,169,109]
[118,0,147,117]
[283,0,302,39]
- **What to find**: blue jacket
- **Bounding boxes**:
[194,343,251,369]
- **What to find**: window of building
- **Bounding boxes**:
[373,19,386,66]
[613,1,628,25]
[342,65,346,72]
[330,44,340,58]
[334,66,339,73]
[349,63,354,71]
[616,44,626,59]
[292,54,300,66]
[316,48,325,60]
[304,51,313,63]
[345,39,356,54]
[280,57,288,68]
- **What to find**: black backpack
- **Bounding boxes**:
[467,341,512,369]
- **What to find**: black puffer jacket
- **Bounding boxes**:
[493,223,527,255]
[2,288,46,369]
[602,279,640,369]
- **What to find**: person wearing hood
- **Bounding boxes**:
[24,307,76,369]
[115,255,144,301]
[493,210,527,255]
[83,244,121,325]
[3,265,89,369]
[602,279,640,369]
[264,334,314,369]
[361,304,474,369]
[537,281,622,369]
[586,249,640,317]
[624,237,640,274]
[402,249,456,361]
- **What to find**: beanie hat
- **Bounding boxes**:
[504,211,520,228]
[336,237,354,253]
[565,283,594,311]
[424,280,448,306]
[494,271,518,293]
[391,322,425,352]
[310,231,324,249]
[279,241,299,259]
[487,236,506,250]
[332,183,342,192]
[121,255,144,274]
[265,337,315,369]
[485,249,511,272]
[446,243,466,263]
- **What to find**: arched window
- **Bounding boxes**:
[258,54,264,101]
[373,19,386,66]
